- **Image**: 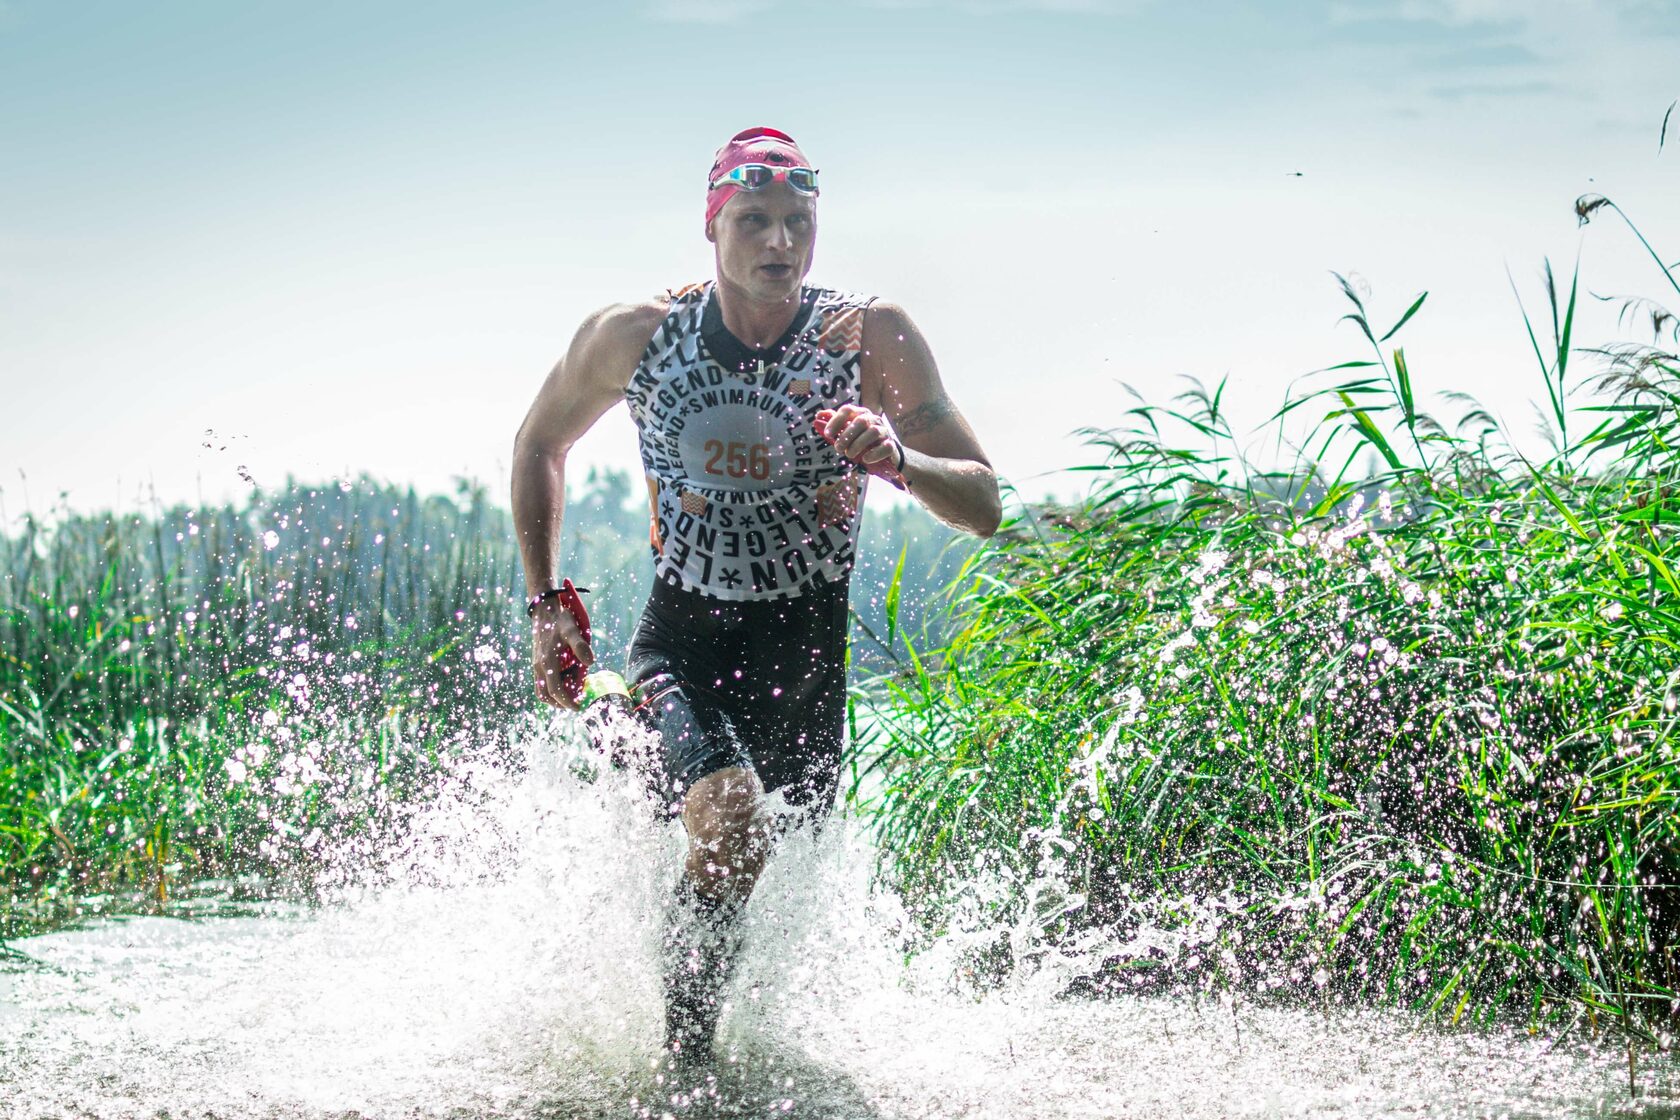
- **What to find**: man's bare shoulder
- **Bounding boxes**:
[861,299,917,353]
[580,298,670,355]
[860,300,939,378]
[563,298,671,392]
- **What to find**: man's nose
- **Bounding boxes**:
[767,221,794,250]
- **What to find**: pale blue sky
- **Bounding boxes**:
[2,0,1677,514]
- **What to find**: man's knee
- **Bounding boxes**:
[684,765,761,827]
[681,766,767,889]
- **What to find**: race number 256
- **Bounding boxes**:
[703,440,771,481]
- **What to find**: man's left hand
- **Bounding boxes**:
[815,405,905,485]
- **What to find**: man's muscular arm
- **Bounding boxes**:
[512,301,663,706]
[858,302,1002,537]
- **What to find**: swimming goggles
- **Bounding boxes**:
[708,164,820,195]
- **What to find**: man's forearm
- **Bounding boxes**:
[511,440,568,597]
[899,448,1002,538]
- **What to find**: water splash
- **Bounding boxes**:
[1,723,1669,1118]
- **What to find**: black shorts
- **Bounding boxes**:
[626,577,850,818]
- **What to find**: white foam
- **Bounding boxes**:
[1,723,1666,1118]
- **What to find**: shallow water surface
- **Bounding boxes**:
[2,731,1674,1119]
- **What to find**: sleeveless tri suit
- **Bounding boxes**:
[623,281,876,814]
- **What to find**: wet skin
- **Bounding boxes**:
[513,177,1001,924]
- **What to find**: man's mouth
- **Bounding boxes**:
[759,264,793,277]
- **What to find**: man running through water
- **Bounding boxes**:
[511,126,1001,1066]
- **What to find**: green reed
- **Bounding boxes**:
[858,195,1680,1039]
[0,468,962,935]
[0,477,542,931]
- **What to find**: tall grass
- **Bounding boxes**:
[860,195,1680,1039]
[0,477,537,930]
[0,470,964,934]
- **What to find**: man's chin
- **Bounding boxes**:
[750,274,802,301]
[721,264,805,303]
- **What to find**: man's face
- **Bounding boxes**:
[708,182,817,304]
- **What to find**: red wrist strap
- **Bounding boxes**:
[533,579,592,702]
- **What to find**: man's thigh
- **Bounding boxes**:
[626,580,850,816]
[734,666,846,816]
[629,672,754,815]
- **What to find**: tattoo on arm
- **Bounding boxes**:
[896,394,955,437]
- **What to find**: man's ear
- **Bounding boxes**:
[704,218,716,244]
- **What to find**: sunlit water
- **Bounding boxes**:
[3,724,1675,1119]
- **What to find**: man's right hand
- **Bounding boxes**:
[531,588,595,710]
[513,300,665,712]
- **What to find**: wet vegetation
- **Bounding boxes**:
[6,202,1677,1064]
[858,195,1680,1043]
[0,470,969,936]
[0,477,529,932]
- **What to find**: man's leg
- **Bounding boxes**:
[630,581,848,1063]
[682,764,769,900]
[661,581,848,1058]
[625,590,772,1064]
[663,764,769,1060]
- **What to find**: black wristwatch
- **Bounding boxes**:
[526,585,588,617]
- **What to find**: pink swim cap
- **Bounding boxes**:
[705,126,814,228]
